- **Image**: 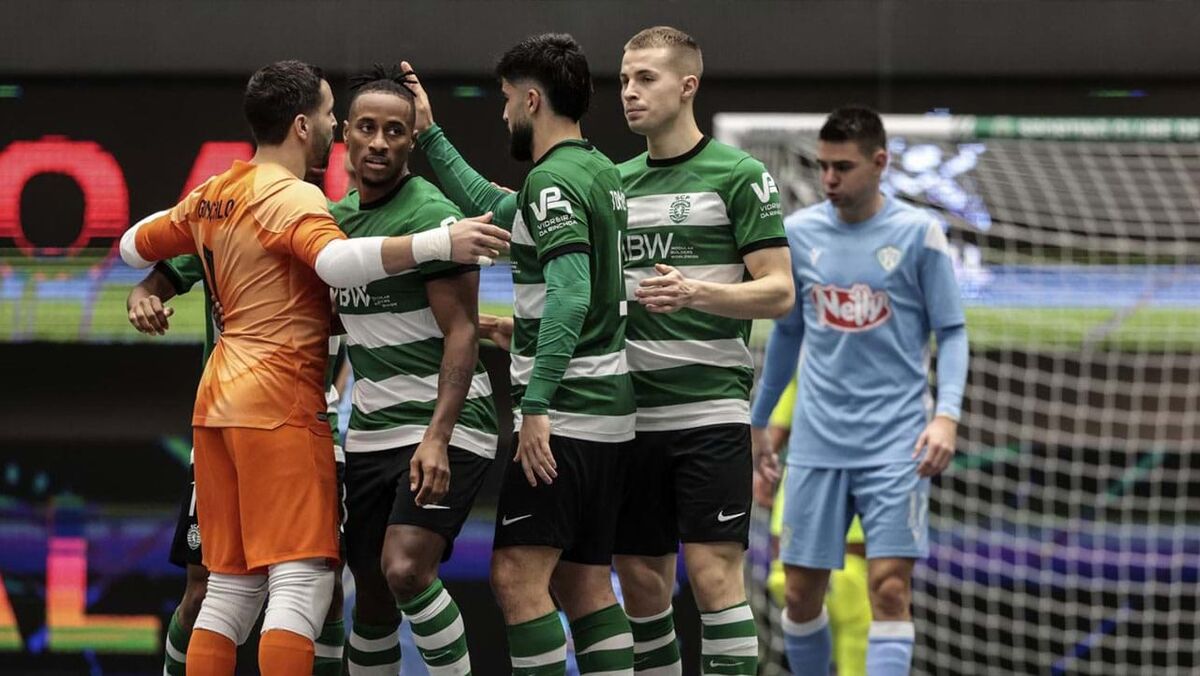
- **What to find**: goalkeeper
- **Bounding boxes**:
[756,379,869,676]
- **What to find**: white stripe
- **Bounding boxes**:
[513,283,546,319]
[347,660,401,676]
[345,425,498,458]
[624,264,745,300]
[577,632,634,655]
[700,605,754,626]
[780,608,828,637]
[349,629,399,653]
[627,192,730,229]
[869,621,916,640]
[511,644,567,668]
[626,338,753,372]
[426,651,472,676]
[513,410,636,444]
[406,588,453,625]
[635,399,749,431]
[413,615,465,652]
[353,371,493,414]
[328,335,343,355]
[164,635,186,663]
[512,211,535,246]
[314,642,344,659]
[700,636,758,658]
[509,350,628,386]
[628,605,674,623]
[342,308,442,348]
[634,631,677,654]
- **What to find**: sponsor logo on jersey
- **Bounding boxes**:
[669,194,691,223]
[624,232,673,262]
[530,186,573,221]
[812,283,892,332]
[750,171,778,203]
[809,247,823,265]
[876,245,902,272]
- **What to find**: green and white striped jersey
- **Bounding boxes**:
[330,176,499,458]
[617,138,786,431]
[511,139,636,443]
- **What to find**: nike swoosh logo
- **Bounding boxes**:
[717,510,746,523]
[424,649,453,661]
[421,504,452,510]
[501,514,533,526]
[709,660,741,668]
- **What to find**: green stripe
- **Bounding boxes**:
[699,654,757,675]
[398,578,445,615]
[631,364,750,407]
[701,619,757,641]
[167,611,190,652]
[570,605,633,674]
[352,396,499,433]
[312,657,343,676]
[629,614,674,642]
[350,620,400,640]
[411,601,459,638]
[420,635,469,666]
[511,375,635,417]
[634,642,681,669]
[626,306,751,343]
[508,611,566,658]
[577,649,633,674]
[335,273,431,315]
[348,339,448,382]
[346,643,401,667]
[624,226,743,265]
[514,664,566,676]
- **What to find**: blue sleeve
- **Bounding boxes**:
[919,222,966,331]
[750,273,805,428]
[933,324,969,420]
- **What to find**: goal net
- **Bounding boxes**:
[716,114,1200,675]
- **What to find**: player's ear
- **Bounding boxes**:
[874,148,889,172]
[681,75,699,102]
[294,114,309,142]
[340,120,350,142]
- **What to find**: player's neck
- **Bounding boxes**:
[836,192,886,224]
[355,168,410,205]
[645,114,704,160]
[531,118,584,163]
[250,146,306,180]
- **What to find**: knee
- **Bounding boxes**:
[869,574,911,618]
[616,559,672,601]
[263,559,335,640]
[784,572,828,621]
[177,577,208,627]
[383,557,435,603]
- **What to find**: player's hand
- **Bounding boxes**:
[751,426,781,506]
[211,299,226,332]
[635,263,697,313]
[914,415,957,477]
[478,313,514,351]
[127,291,175,335]
[448,212,509,266]
[400,61,434,135]
[411,437,451,507]
[514,413,557,486]
[490,182,515,194]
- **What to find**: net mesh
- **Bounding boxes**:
[719,115,1200,675]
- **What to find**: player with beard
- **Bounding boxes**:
[119,60,509,676]
[330,66,498,676]
[398,35,637,675]
[403,26,793,675]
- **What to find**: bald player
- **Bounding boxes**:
[118,60,508,676]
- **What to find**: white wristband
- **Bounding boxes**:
[412,226,452,263]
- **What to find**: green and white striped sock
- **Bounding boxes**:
[313,618,345,675]
[570,604,634,675]
[346,618,400,676]
[162,610,190,676]
[507,610,567,675]
[399,579,471,675]
[699,602,758,675]
[628,605,682,675]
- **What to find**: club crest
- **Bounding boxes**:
[669,195,691,224]
[876,245,902,272]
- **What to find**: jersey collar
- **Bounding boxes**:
[534,138,594,167]
[646,136,711,167]
[359,173,415,210]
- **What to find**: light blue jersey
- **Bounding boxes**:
[751,196,968,468]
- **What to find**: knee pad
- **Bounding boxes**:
[262,558,334,640]
[193,572,268,644]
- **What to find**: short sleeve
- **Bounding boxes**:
[726,157,787,255]
[521,169,591,264]
[919,220,966,330]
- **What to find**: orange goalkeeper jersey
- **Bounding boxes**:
[133,160,346,429]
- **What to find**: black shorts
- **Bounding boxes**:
[614,423,752,557]
[492,434,625,566]
[169,457,348,569]
[343,444,491,570]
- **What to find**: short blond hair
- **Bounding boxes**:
[624,26,703,77]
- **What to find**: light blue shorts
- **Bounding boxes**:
[779,463,929,570]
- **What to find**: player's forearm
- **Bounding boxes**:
[521,254,590,414]
[418,124,517,227]
[425,325,478,443]
[691,271,795,320]
[933,323,969,420]
[750,321,804,428]
[315,232,452,288]
[127,268,178,309]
